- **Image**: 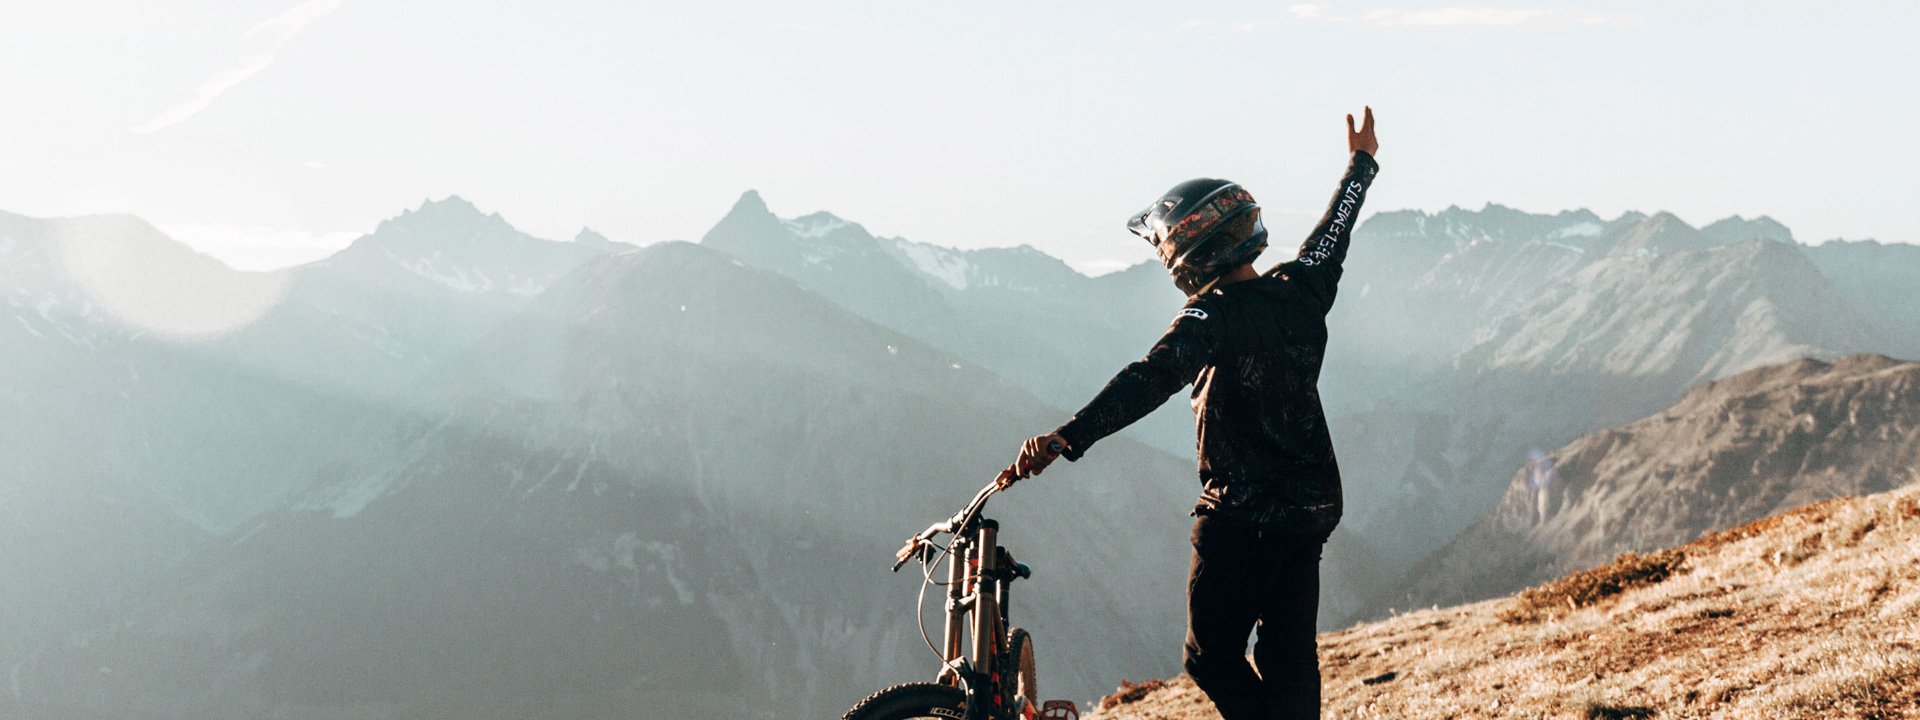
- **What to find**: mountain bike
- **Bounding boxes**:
[841,470,1080,720]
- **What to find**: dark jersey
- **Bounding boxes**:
[1055,151,1380,529]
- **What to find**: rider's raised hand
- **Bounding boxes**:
[1347,105,1379,156]
[998,433,1068,489]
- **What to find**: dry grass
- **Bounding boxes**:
[1099,679,1170,711]
[1086,486,1920,720]
[1502,548,1688,623]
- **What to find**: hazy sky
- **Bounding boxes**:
[3,1,1916,272]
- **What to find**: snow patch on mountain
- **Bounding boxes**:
[300,469,398,519]
[783,212,851,239]
[383,247,547,296]
[1551,221,1602,238]
[892,239,973,289]
[327,196,608,299]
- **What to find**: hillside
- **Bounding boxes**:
[1087,485,1920,720]
[1322,210,1890,625]
[6,197,1919,719]
[11,242,1198,720]
[1376,354,1920,615]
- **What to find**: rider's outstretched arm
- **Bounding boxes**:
[1279,106,1382,312]
[1278,150,1379,310]
[1050,298,1223,461]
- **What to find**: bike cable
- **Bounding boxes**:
[915,542,971,682]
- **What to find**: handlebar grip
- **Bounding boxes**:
[891,539,920,572]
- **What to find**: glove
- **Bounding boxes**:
[996,433,1068,490]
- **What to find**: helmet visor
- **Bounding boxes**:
[1127,182,1250,250]
[1127,198,1181,247]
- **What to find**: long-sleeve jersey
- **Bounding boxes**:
[1055,150,1380,529]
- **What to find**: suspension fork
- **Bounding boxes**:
[940,533,970,683]
[970,519,1001,677]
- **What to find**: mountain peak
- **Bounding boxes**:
[377,195,509,239]
[1702,214,1795,244]
[732,189,769,215]
[325,197,605,297]
[1605,210,1714,256]
[573,226,635,252]
[411,194,486,219]
[1644,210,1690,227]
[703,189,789,248]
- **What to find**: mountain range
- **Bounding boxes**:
[1,200,1195,719]
[2,191,1916,717]
[1376,353,1920,615]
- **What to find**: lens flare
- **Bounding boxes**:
[50,219,288,341]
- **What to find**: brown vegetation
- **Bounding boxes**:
[1088,486,1920,719]
[1503,548,1688,623]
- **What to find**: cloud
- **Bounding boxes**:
[131,0,345,135]
[1288,5,1637,28]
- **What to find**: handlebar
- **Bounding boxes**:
[889,439,1064,571]
[891,480,1002,572]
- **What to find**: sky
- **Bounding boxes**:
[2,1,1916,273]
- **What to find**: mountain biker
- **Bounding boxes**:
[997,108,1379,720]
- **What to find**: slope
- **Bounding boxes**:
[16,242,1201,720]
[1088,486,1920,720]
[1329,236,1875,616]
[0,210,412,673]
[699,190,1193,447]
[1803,239,1920,361]
[208,196,612,402]
[1377,353,1920,615]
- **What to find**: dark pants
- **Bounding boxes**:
[1182,514,1330,720]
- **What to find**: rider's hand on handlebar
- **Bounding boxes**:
[997,433,1068,490]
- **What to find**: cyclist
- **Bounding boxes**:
[998,107,1380,720]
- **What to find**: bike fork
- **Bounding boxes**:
[940,535,968,684]
[969,520,1002,720]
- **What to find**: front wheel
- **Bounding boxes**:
[842,682,967,720]
[1007,628,1039,714]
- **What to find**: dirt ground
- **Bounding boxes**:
[1086,486,1920,720]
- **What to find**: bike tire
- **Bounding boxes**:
[1008,627,1039,713]
[841,682,967,720]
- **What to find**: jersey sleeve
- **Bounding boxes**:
[1279,150,1380,311]
[1053,298,1223,460]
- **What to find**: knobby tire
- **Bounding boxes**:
[1006,627,1038,714]
[841,682,967,720]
